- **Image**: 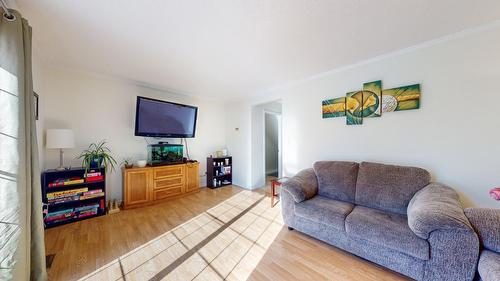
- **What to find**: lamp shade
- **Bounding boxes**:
[46,129,75,149]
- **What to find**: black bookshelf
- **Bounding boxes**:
[207,156,232,188]
[41,167,106,229]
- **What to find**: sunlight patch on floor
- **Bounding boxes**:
[78,190,283,281]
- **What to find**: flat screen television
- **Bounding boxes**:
[135,96,198,138]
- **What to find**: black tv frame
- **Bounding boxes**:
[134,96,198,138]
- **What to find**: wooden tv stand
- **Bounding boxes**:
[122,162,199,209]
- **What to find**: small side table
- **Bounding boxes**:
[270,177,289,207]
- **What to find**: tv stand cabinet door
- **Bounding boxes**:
[185,162,200,193]
[124,169,152,208]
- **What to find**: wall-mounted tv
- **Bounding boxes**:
[135,96,198,138]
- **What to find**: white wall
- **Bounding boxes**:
[225,102,252,187]
[41,68,226,200]
[227,25,500,208]
[265,113,279,175]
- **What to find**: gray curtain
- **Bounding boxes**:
[0,9,48,281]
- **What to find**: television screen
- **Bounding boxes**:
[135,96,198,138]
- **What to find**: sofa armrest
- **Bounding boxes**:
[465,208,500,252]
[409,183,479,281]
[478,250,500,281]
[281,168,318,203]
[407,182,473,240]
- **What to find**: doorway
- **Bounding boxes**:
[263,103,282,195]
[251,100,282,189]
[264,111,282,179]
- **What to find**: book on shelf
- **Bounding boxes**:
[86,175,104,182]
[45,203,99,222]
[79,192,105,200]
[48,177,84,187]
[83,189,102,195]
[46,214,80,224]
[78,209,98,218]
[79,207,98,213]
[46,207,74,218]
[47,195,80,204]
[85,171,102,178]
[75,203,99,212]
[47,188,89,199]
[46,189,103,204]
[45,207,77,221]
[45,212,76,222]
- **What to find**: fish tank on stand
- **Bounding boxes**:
[147,143,184,166]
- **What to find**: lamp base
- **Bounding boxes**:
[56,149,68,170]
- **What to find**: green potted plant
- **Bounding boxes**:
[78,140,117,173]
[122,157,134,169]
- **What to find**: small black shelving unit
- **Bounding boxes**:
[41,167,106,229]
[207,156,232,188]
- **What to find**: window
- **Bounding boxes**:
[0,64,21,278]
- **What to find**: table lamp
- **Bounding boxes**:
[46,129,75,170]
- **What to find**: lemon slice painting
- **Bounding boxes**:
[346,91,364,125]
[321,80,420,126]
[382,84,421,112]
[322,97,346,118]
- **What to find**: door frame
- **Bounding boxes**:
[263,110,282,179]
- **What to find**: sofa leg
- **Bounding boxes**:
[287,226,294,231]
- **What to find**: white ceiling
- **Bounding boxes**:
[15,0,500,100]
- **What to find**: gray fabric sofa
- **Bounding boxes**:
[464,208,500,281]
[280,161,479,281]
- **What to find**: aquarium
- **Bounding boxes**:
[147,143,184,166]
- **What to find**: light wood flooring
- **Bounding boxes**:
[45,185,410,281]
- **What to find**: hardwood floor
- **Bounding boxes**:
[44,185,410,281]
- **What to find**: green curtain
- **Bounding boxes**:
[0,9,48,281]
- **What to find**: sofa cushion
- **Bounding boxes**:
[294,196,354,231]
[355,162,431,215]
[345,205,430,260]
[478,250,500,281]
[313,161,359,203]
[464,208,500,252]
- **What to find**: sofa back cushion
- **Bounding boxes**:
[355,162,431,214]
[313,161,359,203]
